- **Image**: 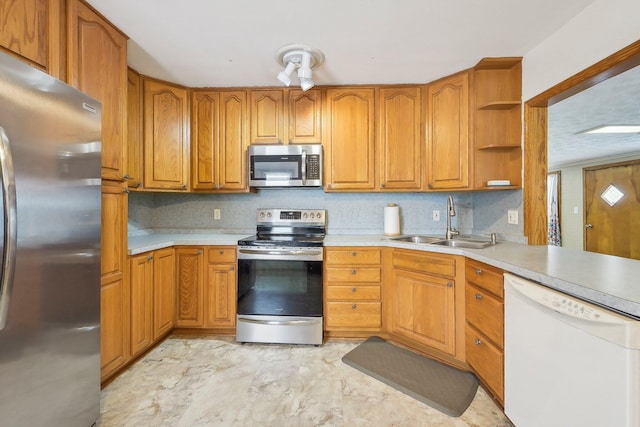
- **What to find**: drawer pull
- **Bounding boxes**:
[475,293,483,300]
[351,304,357,309]
[475,268,482,275]
[475,338,482,345]
[351,269,356,275]
[351,287,357,293]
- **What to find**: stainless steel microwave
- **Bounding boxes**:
[248,144,322,188]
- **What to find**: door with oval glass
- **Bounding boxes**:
[584,160,640,260]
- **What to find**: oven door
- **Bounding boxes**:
[237,256,323,317]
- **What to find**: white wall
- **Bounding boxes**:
[523,0,640,101]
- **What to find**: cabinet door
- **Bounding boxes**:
[129,253,153,357]
[392,269,456,355]
[250,89,284,144]
[175,248,204,327]
[218,91,248,191]
[288,89,322,144]
[126,68,143,189]
[0,0,63,78]
[378,87,422,190]
[143,78,190,190]
[101,182,127,279]
[325,88,376,191]
[206,263,237,328]
[191,91,219,190]
[101,274,129,380]
[425,72,470,189]
[153,247,175,339]
[67,0,127,181]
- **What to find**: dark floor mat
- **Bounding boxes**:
[342,336,478,417]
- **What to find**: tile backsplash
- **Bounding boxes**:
[129,189,526,243]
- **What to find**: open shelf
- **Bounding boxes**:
[477,101,521,110]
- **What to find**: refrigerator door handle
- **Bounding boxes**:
[0,127,17,331]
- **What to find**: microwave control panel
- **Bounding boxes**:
[307,155,320,179]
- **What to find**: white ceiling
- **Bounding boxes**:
[86,0,595,88]
[548,65,640,169]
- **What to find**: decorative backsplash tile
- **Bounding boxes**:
[128,189,525,242]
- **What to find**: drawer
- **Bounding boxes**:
[392,249,456,278]
[466,324,504,402]
[325,248,381,265]
[465,259,503,298]
[326,285,381,301]
[465,284,504,348]
[325,301,381,328]
[325,267,381,283]
[208,246,236,263]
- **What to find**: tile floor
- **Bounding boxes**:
[99,336,513,426]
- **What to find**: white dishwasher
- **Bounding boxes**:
[504,273,640,427]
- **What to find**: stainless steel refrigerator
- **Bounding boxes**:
[0,52,101,426]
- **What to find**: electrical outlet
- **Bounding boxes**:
[214,208,221,220]
[507,210,518,225]
[432,210,440,221]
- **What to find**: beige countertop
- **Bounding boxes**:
[129,232,640,318]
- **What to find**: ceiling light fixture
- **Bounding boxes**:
[579,125,640,134]
[276,44,325,92]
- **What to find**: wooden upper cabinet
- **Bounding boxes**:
[425,72,470,190]
[127,68,143,189]
[378,86,422,191]
[324,88,376,191]
[249,88,322,145]
[0,0,63,78]
[191,90,248,192]
[191,91,218,190]
[250,89,285,144]
[67,0,127,181]
[288,89,322,144]
[143,78,190,191]
[218,90,249,191]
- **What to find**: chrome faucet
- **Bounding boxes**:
[446,195,459,240]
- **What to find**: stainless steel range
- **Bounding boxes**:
[236,208,326,345]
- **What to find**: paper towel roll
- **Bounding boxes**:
[384,204,400,236]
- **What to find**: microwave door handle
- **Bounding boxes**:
[301,150,307,185]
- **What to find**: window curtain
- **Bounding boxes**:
[547,172,561,246]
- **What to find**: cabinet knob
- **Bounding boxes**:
[351,287,357,293]
[123,188,130,194]
[475,338,482,345]
[182,184,187,190]
[196,249,203,255]
[219,250,224,254]
[124,174,131,180]
[475,293,483,300]
[351,269,357,275]
[136,182,142,188]
[147,255,153,261]
[475,268,482,275]
[230,266,235,271]
[447,282,453,288]
[351,251,357,256]
[351,304,357,309]
[381,183,386,188]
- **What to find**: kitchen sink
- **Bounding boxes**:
[389,234,495,249]
[389,235,443,244]
[429,239,493,249]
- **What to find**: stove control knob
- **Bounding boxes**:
[310,213,315,219]
[303,213,308,219]
[267,212,272,218]
[259,212,265,219]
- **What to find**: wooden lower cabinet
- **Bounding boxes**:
[389,250,458,355]
[175,246,237,330]
[100,274,129,380]
[465,258,505,403]
[129,247,176,358]
[324,247,382,335]
[205,247,237,328]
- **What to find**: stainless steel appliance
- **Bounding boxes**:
[248,144,322,188]
[237,209,326,345]
[0,52,101,426]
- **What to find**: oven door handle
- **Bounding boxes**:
[238,249,322,257]
[237,317,322,326]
